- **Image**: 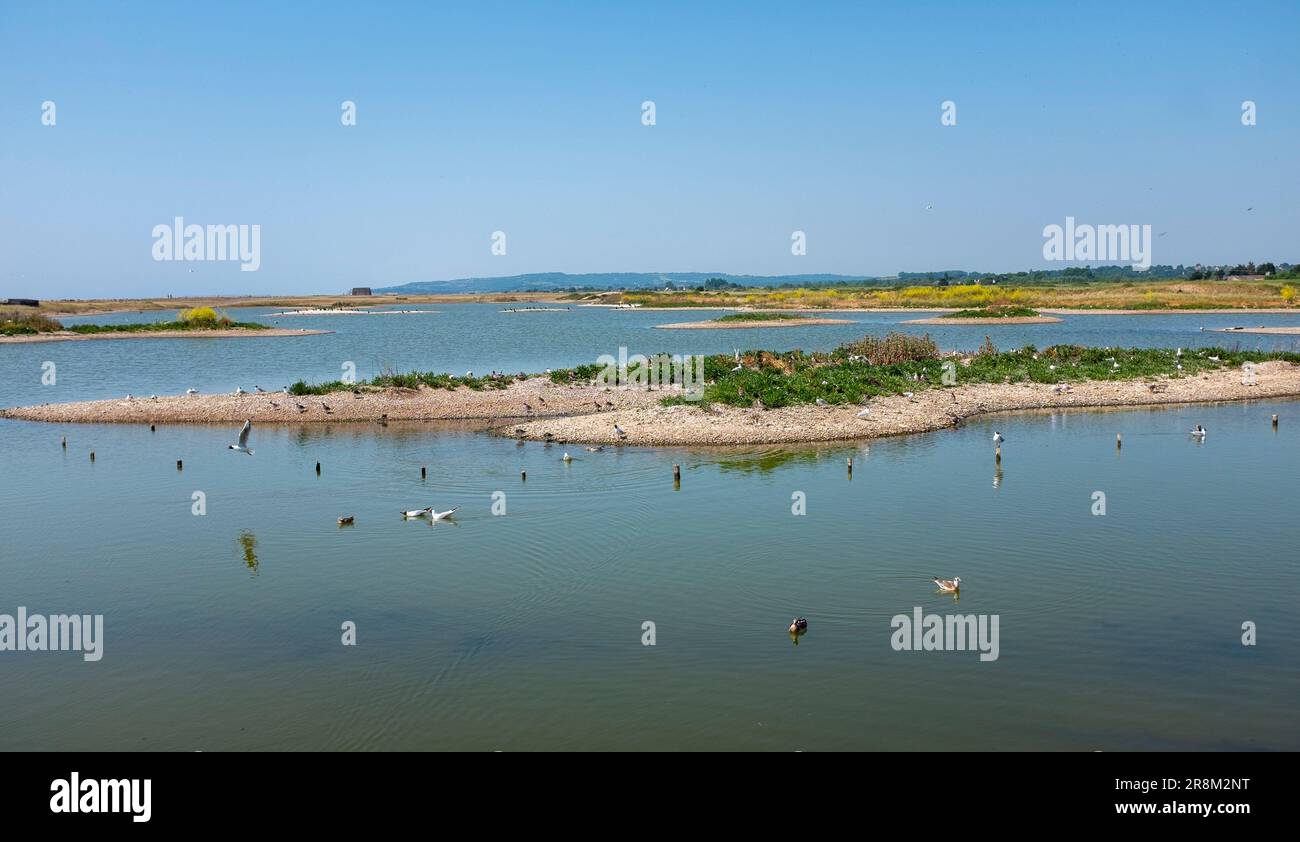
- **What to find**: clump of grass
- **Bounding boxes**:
[944,306,1040,318]
[0,310,62,335]
[714,312,807,322]
[839,332,939,365]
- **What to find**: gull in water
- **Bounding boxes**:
[401,506,433,518]
[585,446,604,452]
[993,432,1005,443]
[431,507,458,521]
[1190,425,1207,439]
[228,420,254,455]
[562,452,572,462]
[933,576,961,593]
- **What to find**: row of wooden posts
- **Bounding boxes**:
[61,414,1289,474]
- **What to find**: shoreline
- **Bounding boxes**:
[901,316,1063,325]
[0,328,330,344]
[6,362,1298,446]
[655,317,856,329]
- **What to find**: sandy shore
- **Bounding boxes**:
[7,362,1299,446]
[902,316,1063,325]
[655,318,856,329]
[0,377,663,424]
[1209,326,1300,335]
[0,328,329,344]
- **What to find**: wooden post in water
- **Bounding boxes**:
[176,459,183,471]
[994,445,1001,465]
[90,451,95,462]
[421,466,426,479]
[847,457,853,478]
[1116,433,1122,451]
[61,436,66,449]
[150,424,155,432]
[315,461,321,475]
[1272,414,1279,429]
[673,464,681,487]
[520,470,526,482]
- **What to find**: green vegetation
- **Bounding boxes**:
[663,332,1300,409]
[0,310,63,335]
[944,306,1040,319]
[68,318,268,335]
[714,312,808,323]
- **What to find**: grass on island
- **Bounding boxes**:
[3,306,268,336]
[660,332,1300,409]
[944,306,1041,319]
[713,312,809,323]
[0,310,64,335]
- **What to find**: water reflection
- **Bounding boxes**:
[237,530,259,574]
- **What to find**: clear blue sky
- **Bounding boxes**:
[1,0,1296,298]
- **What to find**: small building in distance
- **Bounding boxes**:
[4,298,39,307]
[349,287,373,296]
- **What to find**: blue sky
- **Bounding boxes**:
[1,0,1297,297]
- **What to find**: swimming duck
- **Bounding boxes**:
[788,617,808,634]
[933,576,961,593]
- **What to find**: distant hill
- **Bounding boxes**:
[378,272,876,294]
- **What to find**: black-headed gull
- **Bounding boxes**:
[1190,425,1207,439]
[614,424,628,440]
[993,432,1005,443]
[401,506,433,518]
[431,507,458,521]
[933,576,961,592]
[228,420,254,455]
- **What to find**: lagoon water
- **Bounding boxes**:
[2,305,1298,750]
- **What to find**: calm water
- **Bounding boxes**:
[2,306,1298,750]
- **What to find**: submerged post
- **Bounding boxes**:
[994,445,1001,464]
[847,457,853,478]
[315,461,321,475]
[90,451,95,462]
[1272,414,1279,429]
[421,466,426,479]
[673,464,681,486]
[150,424,155,432]
[520,470,526,482]
[61,436,66,449]
[176,459,183,471]
[1116,433,1122,450]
